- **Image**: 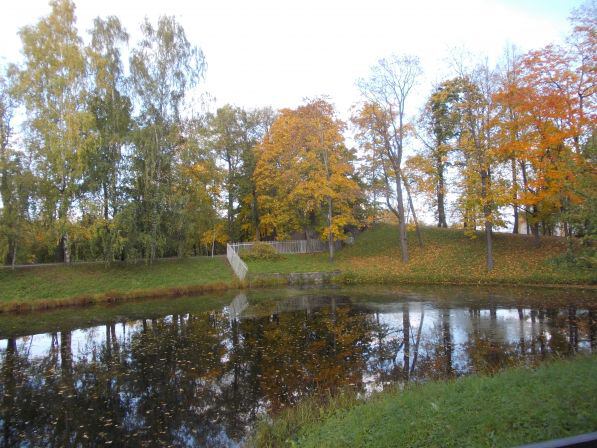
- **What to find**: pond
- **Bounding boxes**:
[1,285,595,447]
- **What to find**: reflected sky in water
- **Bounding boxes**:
[1,286,595,447]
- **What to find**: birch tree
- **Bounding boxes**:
[13,0,93,262]
[129,15,205,261]
[358,55,422,262]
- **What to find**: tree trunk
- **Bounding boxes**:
[437,154,448,228]
[532,222,540,245]
[481,171,494,271]
[395,173,408,263]
[226,152,235,242]
[403,174,423,248]
[327,196,334,262]
[5,238,15,267]
[103,182,109,220]
[437,180,447,228]
[11,238,17,270]
[58,233,70,264]
[252,186,260,241]
[403,302,410,380]
[511,158,518,234]
[211,227,216,258]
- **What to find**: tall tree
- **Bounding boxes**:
[454,66,504,271]
[414,79,463,228]
[86,16,131,262]
[206,105,274,242]
[0,72,33,267]
[237,107,275,241]
[494,5,596,242]
[129,15,205,261]
[494,47,525,234]
[172,116,225,257]
[13,0,93,262]
[254,99,359,259]
[358,55,422,262]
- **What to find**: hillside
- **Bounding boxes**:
[246,224,596,285]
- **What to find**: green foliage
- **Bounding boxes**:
[12,0,95,263]
[548,247,596,270]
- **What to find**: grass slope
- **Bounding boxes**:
[252,356,597,448]
[0,257,235,311]
[247,224,596,285]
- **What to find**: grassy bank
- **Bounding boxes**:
[1,225,594,312]
[247,224,596,285]
[0,257,235,312]
[252,356,597,447]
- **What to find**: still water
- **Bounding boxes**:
[0,286,595,447]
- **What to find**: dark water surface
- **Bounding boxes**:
[1,286,595,447]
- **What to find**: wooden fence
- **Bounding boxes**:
[225,237,352,280]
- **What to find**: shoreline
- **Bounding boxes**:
[1,271,595,314]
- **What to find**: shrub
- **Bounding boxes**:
[241,242,284,261]
[548,247,595,269]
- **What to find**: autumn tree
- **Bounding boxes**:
[492,47,526,234]
[254,99,359,260]
[357,55,422,262]
[494,4,596,243]
[173,117,225,257]
[352,103,399,220]
[454,66,505,271]
[237,107,275,241]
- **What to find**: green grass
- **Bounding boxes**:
[252,356,597,448]
[247,224,596,285]
[247,253,337,274]
[0,257,235,311]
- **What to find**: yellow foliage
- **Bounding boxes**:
[254,98,360,241]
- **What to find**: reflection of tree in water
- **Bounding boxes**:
[0,299,595,447]
[251,305,377,412]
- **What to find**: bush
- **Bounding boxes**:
[241,242,284,261]
[549,247,596,269]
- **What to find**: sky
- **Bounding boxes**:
[0,0,584,117]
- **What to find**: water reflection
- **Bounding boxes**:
[0,288,595,447]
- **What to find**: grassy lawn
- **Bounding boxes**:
[246,224,596,285]
[247,253,337,274]
[252,356,597,447]
[0,257,235,311]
